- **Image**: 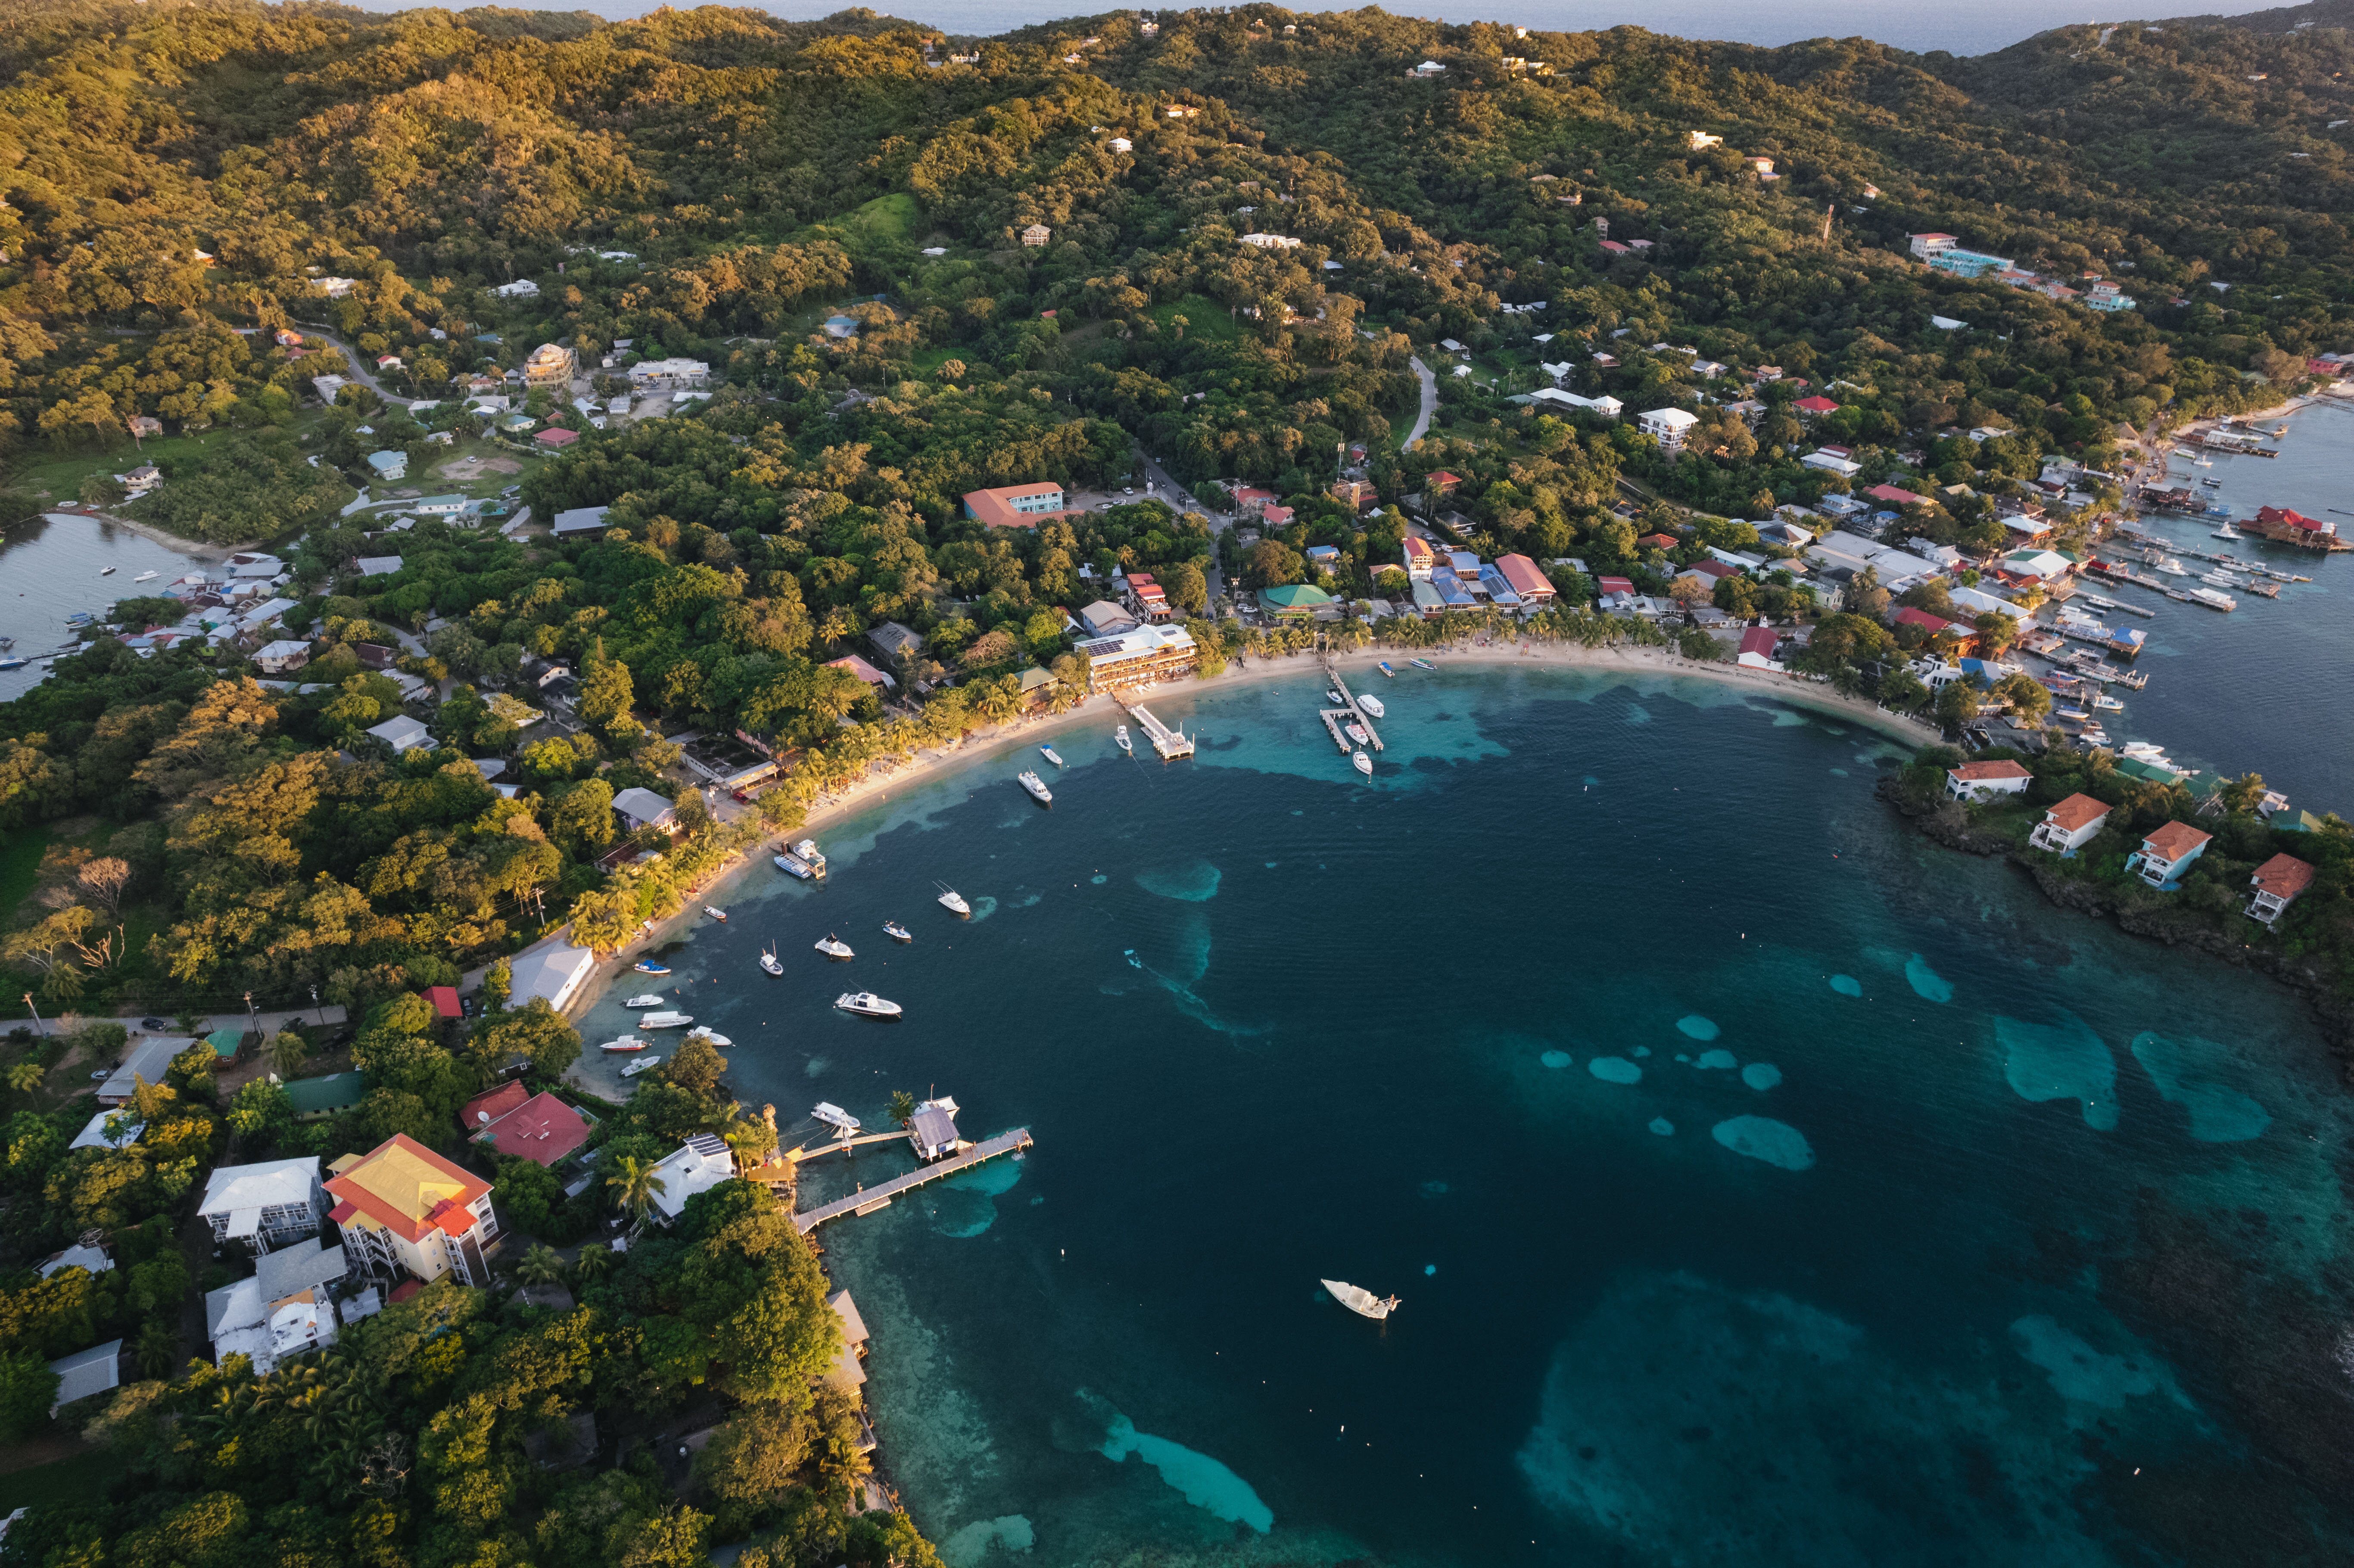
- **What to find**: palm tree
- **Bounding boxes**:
[605,1155,668,1231]
[268,1031,309,1078]
[134,1318,179,1379]
[5,1062,44,1099]
[887,1090,916,1127]
[515,1243,567,1288]
[571,1242,617,1283]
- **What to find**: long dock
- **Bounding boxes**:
[1124,702,1193,759]
[1317,653,1383,751]
[790,1128,1035,1234]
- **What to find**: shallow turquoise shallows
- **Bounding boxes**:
[575,666,2354,1565]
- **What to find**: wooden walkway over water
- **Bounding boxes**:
[790,1129,1035,1234]
[1124,702,1193,759]
[1317,652,1384,752]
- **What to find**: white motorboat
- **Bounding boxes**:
[1356,694,1385,719]
[792,838,828,877]
[2093,694,2124,712]
[704,905,728,922]
[815,933,854,960]
[1114,725,1132,755]
[1039,744,1064,767]
[623,993,667,1009]
[1325,688,1345,704]
[600,1035,651,1053]
[835,991,903,1019]
[638,1010,694,1029]
[937,882,970,916]
[2154,556,2189,576]
[2192,456,2214,467]
[132,570,159,583]
[1018,770,1053,805]
[775,851,816,880]
[1345,722,1369,745]
[620,1056,662,1077]
[883,920,913,943]
[684,1026,732,1047]
[1321,1279,1400,1320]
[759,946,783,976]
[98,566,115,577]
[2199,569,2236,588]
[2213,523,2244,540]
[633,961,671,974]
[1378,660,1395,677]
[1352,750,1372,777]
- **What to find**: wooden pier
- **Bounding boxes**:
[791,1128,1035,1235]
[1317,650,1384,752]
[1124,702,1194,759]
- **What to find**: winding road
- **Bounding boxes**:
[1403,355,1438,450]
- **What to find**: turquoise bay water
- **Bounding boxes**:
[575,666,2354,1565]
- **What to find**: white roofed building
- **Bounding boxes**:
[204,1238,350,1374]
[199,1156,326,1254]
[509,941,597,1013]
[647,1134,736,1226]
[1638,408,1699,451]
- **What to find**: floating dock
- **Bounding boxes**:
[1124,702,1193,759]
[1318,653,1384,752]
[791,1128,1035,1234]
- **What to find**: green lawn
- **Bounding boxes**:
[9,431,226,506]
[1146,294,1239,344]
[841,193,919,253]
[0,827,50,923]
[0,1445,128,1512]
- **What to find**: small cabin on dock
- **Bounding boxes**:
[909,1102,961,1161]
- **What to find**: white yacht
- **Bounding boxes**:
[1038,744,1064,767]
[760,946,783,976]
[1344,722,1369,746]
[2093,694,2124,712]
[131,570,160,583]
[937,882,971,916]
[600,1035,651,1053]
[792,838,828,877]
[704,905,728,922]
[620,1056,662,1077]
[684,1026,731,1047]
[637,1010,694,1029]
[815,933,854,960]
[1114,725,1132,755]
[623,992,667,1009]
[835,992,903,1019]
[883,920,913,943]
[1321,1279,1400,1320]
[2186,586,2237,611]
[775,850,816,880]
[1356,694,1385,719]
[1018,770,1053,805]
[2213,521,2244,540]
[1352,750,1372,777]
[2154,556,2189,577]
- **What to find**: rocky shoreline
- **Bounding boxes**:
[1875,776,2354,1080]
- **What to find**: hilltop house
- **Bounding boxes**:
[2029,793,2111,854]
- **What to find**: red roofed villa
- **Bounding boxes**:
[326,1134,498,1287]
[962,482,1077,529]
[1794,396,1840,416]
[1493,554,1554,604]
[461,1083,593,1167]
[2030,793,2111,854]
[1946,759,2031,802]
[1736,625,1779,669]
[824,653,896,691]
[2133,821,2213,889]
[1866,483,1928,508]
[2248,852,2316,926]
[533,426,580,449]
[424,985,461,1021]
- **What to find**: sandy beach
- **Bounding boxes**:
[44,506,243,561]
[555,639,1938,1029]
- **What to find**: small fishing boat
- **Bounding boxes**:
[633,961,672,975]
[2213,522,2244,540]
[1356,694,1385,719]
[937,882,970,916]
[2199,569,2236,588]
[684,1026,732,1047]
[2093,694,2124,712]
[2055,706,2091,723]
[883,920,913,943]
[2192,456,2214,467]
[2154,557,2189,577]
[1352,750,1372,777]
[2200,478,2223,489]
[620,1056,662,1077]
[1409,658,1435,671]
[792,838,828,877]
[759,946,783,977]
[1018,771,1053,805]
[835,991,903,1019]
[814,933,854,960]
[98,566,116,577]
[1039,744,1064,767]
[623,992,667,1009]
[775,851,816,880]
[704,906,728,922]
[0,659,24,672]
[1325,688,1345,704]
[132,570,159,583]
[1345,722,1369,745]
[1378,660,1395,677]
[1321,1279,1401,1320]
[1114,725,1133,755]
[599,1035,651,1053]
[637,1010,694,1029]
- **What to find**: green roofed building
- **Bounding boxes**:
[206,1028,244,1059]
[283,1073,366,1121]
[1257,583,1335,618]
[2111,757,2182,787]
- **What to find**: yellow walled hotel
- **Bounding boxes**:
[326,1134,501,1288]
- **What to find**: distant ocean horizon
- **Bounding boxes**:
[339,0,2288,58]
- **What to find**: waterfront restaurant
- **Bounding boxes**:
[1080,623,1197,692]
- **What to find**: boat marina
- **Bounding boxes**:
[1122,700,1194,759]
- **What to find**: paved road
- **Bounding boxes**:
[1403,355,1438,451]
[1130,447,1235,610]
[292,322,393,399]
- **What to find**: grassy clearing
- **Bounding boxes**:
[1147,294,1240,344]
[0,827,50,923]
[841,193,919,252]
[0,1446,128,1511]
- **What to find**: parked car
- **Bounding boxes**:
[89,1069,109,1081]
[140,1017,168,1031]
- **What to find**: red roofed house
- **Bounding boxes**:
[534,426,580,449]
[2132,821,2212,889]
[461,1083,593,1167]
[1794,395,1840,417]
[1893,607,1975,654]
[1402,536,1438,580]
[1595,575,1636,597]
[1639,532,1680,552]
[1736,625,1780,669]
[1128,572,1171,620]
[326,1134,498,1287]
[962,483,1077,529]
[1946,759,2032,802]
[2248,505,2346,550]
[1493,554,1554,604]
[2247,852,2316,926]
[424,985,462,1023]
[1422,470,1463,502]
[824,653,896,691]
[2030,793,2111,854]
[1867,483,1927,509]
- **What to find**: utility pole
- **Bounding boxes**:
[311,984,325,1027]
[22,993,40,1038]
[243,989,261,1041]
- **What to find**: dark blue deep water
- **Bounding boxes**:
[575,666,2354,1566]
